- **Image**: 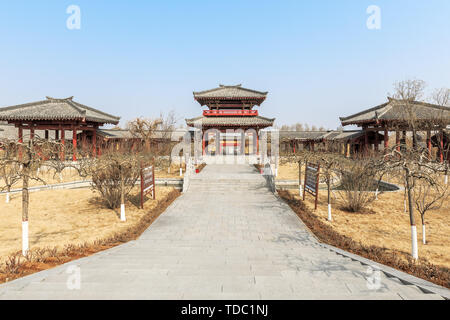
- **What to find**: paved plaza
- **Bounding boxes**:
[0,164,445,299]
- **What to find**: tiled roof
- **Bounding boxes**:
[279,131,329,141]
[340,98,450,126]
[97,129,189,141]
[0,97,120,124]
[279,130,382,142]
[185,116,275,128]
[193,84,268,100]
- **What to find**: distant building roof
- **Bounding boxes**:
[193,84,268,105]
[340,98,450,127]
[96,129,189,141]
[279,130,383,142]
[0,96,120,125]
[185,115,275,128]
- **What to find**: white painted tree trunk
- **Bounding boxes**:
[120,204,126,221]
[328,204,332,221]
[404,199,407,213]
[22,220,29,256]
[422,224,426,244]
[445,175,448,185]
[6,192,10,203]
[375,188,379,200]
[411,225,418,259]
[299,184,303,198]
[180,167,183,176]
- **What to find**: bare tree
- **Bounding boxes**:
[127,117,162,153]
[318,152,341,221]
[335,156,380,213]
[90,151,141,211]
[431,87,450,107]
[2,136,65,256]
[0,142,20,203]
[412,173,448,244]
[157,110,179,173]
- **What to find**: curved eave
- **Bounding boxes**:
[194,96,267,106]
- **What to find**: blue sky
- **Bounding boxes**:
[0,0,449,129]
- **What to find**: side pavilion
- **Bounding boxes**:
[0,96,120,160]
[339,98,450,161]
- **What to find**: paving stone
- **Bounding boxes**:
[0,164,445,300]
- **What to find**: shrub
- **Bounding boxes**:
[90,153,141,209]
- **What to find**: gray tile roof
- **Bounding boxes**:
[340,98,450,126]
[0,97,120,124]
[97,129,189,141]
[193,84,268,100]
[185,116,275,128]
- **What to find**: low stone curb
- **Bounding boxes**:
[320,243,450,300]
[0,178,183,195]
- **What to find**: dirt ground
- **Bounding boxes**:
[277,161,303,180]
[286,187,450,268]
[0,186,175,262]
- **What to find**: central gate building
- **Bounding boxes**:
[185,84,275,155]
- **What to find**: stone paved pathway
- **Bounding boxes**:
[0,164,445,299]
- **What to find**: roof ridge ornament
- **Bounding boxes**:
[218,84,241,88]
[46,96,74,101]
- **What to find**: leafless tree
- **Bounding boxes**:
[412,172,448,244]
[0,141,20,203]
[318,152,341,221]
[335,156,380,213]
[431,87,450,107]
[90,151,141,211]
[1,136,65,256]
[127,117,162,153]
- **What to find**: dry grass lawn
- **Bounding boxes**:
[0,163,184,191]
[0,186,175,262]
[287,187,450,268]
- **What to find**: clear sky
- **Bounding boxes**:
[0,0,449,129]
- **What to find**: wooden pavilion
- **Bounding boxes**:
[339,98,450,161]
[185,84,275,155]
[0,96,120,160]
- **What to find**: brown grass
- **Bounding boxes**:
[278,189,450,288]
[0,186,178,262]
[0,187,180,283]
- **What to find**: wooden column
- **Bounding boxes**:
[364,130,369,156]
[202,131,206,155]
[45,130,49,140]
[60,129,65,161]
[374,130,379,152]
[440,130,444,163]
[384,128,389,154]
[396,131,400,152]
[55,129,59,140]
[72,128,77,161]
[240,131,245,155]
[18,126,23,160]
[426,130,432,159]
[256,131,259,155]
[81,131,87,153]
[92,129,97,157]
[30,127,35,140]
[311,141,315,152]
